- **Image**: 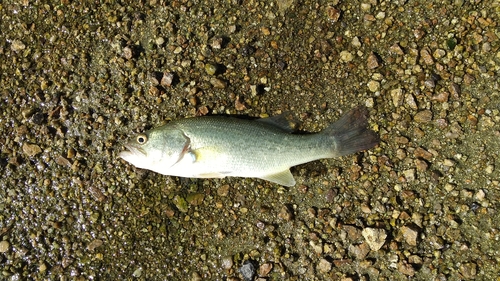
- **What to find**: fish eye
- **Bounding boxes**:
[136,134,148,145]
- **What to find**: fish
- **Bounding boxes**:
[119,106,379,186]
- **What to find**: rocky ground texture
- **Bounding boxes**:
[0,0,499,280]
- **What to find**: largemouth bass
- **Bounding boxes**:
[119,107,378,186]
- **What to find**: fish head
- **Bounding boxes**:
[119,126,190,173]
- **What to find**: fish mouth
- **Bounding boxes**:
[118,143,146,160]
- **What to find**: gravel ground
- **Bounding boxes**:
[1,0,499,280]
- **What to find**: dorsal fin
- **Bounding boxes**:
[257,114,295,133]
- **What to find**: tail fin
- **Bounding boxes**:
[323,106,379,156]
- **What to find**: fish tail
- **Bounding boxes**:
[323,106,379,156]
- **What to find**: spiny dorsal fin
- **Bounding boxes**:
[257,114,296,133]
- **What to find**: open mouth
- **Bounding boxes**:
[118,144,146,160]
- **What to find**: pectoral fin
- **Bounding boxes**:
[259,170,296,187]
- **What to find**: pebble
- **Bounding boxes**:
[403,169,416,181]
[389,43,404,55]
[326,6,341,22]
[390,88,403,107]
[204,63,217,75]
[361,228,387,251]
[449,83,461,99]
[339,51,354,62]
[258,263,273,276]
[348,242,370,260]
[414,159,428,172]
[210,78,227,89]
[420,47,433,65]
[161,72,175,87]
[22,143,42,156]
[122,47,133,60]
[0,240,10,253]
[186,193,205,206]
[173,195,189,213]
[239,260,256,281]
[413,110,433,123]
[367,52,380,69]
[401,226,418,246]
[317,258,332,273]
[221,256,233,270]
[11,39,26,51]
[351,36,361,48]
[414,147,433,160]
[217,185,230,196]
[367,80,380,92]
[459,263,477,278]
[405,93,418,110]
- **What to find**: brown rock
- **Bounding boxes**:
[348,242,370,259]
[401,225,418,246]
[22,143,42,156]
[414,110,433,123]
[367,52,381,69]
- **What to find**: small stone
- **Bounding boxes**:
[210,78,227,89]
[67,147,76,159]
[485,164,494,174]
[261,26,271,36]
[348,242,370,260]
[420,48,433,65]
[123,47,133,60]
[414,147,433,160]
[11,39,26,52]
[0,240,10,253]
[405,93,418,110]
[403,169,416,181]
[22,143,42,156]
[367,80,380,92]
[389,43,404,55]
[87,239,103,251]
[431,91,449,102]
[155,37,165,45]
[204,63,217,75]
[235,96,247,111]
[414,110,432,123]
[278,205,294,221]
[433,48,446,59]
[414,159,428,172]
[221,256,233,270]
[239,260,256,281]
[259,263,273,276]
[401,225,418,246]
[186,193,205,206]
[148,86,160,96]
[173,195,189,213]
[132,267,143,277]
[367,52,380,69]
[326,6,341,22]
[398,261,415,276]
[352,36,361,48]
[459,263,477,279]
[217,184,230,196]
[390,88,403,107]
[362,228,387,251]
[211,37,223,49]
[161,72,174,87]
[340,50,354,62]
[39,262,47,273]
[449,82,461,99]
[317,258,332,273]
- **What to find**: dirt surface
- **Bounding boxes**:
[1,0,499,280]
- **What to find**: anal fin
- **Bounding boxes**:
[259,170,296,186]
